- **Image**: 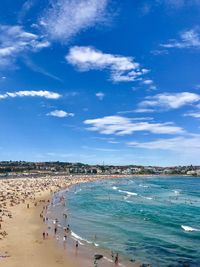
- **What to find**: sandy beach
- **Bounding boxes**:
[0,175,140,267]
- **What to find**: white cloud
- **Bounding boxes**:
[133,108,156,113]
[66,46,147,82]
[118,108,155,114]
[84,115,184,135]
[139,92,200,110]
[161,28,200,49]
[142,79,156,90]
[0,25,50,67]
[40,0,109,42]
[0,90,61,100]
[142,79,154,85]
[149,85,157,90]
[47,110,74,117]
[127,135,200,152]
[108,140,120,144]
[96,92,105,100]
[184,111,200,118]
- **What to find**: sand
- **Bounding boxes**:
[0,175,140,267]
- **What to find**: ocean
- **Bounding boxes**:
[49,176,200,267]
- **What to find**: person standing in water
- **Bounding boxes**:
[115,253,119,265]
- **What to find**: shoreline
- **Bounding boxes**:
[0,175,140,267]
[1,174,199,267]
[46,180,141,267]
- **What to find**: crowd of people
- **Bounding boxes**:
[0,174,130,266]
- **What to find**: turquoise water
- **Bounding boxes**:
[56,176,200,266]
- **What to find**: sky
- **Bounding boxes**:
[0,0,200,166]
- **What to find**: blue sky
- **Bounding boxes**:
[0,0,200,166]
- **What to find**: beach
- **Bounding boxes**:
[0,175,139,267]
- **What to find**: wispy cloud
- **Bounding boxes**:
[151,49,169,56]
[161,28,200,49]
[142,79,156,90]
[46,152,75,158]
[0,25,50,68]
[184,111,200,118]
[23,57,63,82]
[117,108,155,118]
[96,92,105,100]
[84,115,184,135]
[47,110,74,117]
[142,79,154,85]
[39,0,110,42]
[127,135,200,153]
[139,92,200,110]
[66,46,148,82]
[0,90,61,100]
[118,108,155,114]
[18,0,37,23]
[133,108,156,113]
[82,145,120,152]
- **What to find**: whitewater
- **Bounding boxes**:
[50,176,200,267]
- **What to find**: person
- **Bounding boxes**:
[27,203,29,208]
[111,251,114,260]
[76,241,78,248]
[66,224,70,233]
[43,232,45,239]
[54,226,57,235]
[115,253,119,265]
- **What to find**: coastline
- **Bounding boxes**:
[0,175,140,267]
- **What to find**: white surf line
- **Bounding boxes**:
[181,225,200,232]
[112,186,118,190]
[71,231,98,246]
[118,189,138,196]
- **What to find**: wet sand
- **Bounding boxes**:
[0,175,140,267]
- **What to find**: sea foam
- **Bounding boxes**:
[71,231,99,247]
[181,225,199,232]
[112,186,118,190]
[118,189,138,196]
